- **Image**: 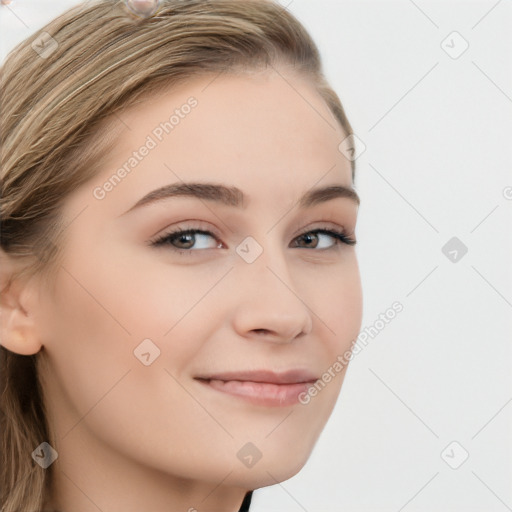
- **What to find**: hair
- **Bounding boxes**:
[0,0,355,509]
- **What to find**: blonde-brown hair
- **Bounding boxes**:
[0,1,355,509]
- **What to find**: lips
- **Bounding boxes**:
[195,369,318,407]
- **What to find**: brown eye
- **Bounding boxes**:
[152,229,221,251]
[292,229,356,249]
[296,232,320,248]
[171,232,195,249]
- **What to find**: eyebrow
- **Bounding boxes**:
[123,181,360,214]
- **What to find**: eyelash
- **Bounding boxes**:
[151,226,356,255]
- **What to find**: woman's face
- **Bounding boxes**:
[35,67,362,495]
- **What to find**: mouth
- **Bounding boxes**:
[194,369,318,407]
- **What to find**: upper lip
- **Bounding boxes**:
[195,369,319,384]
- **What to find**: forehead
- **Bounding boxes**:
[87,68,353,213]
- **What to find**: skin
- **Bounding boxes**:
[1,65,362,511]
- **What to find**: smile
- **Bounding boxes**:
[195,370,318,407]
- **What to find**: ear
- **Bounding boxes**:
[0,250,43,355]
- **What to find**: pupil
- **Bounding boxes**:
[179,233,193,247]
[304,233,316,246]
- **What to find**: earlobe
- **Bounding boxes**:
[0,253,43,356]
[1,307,43,356]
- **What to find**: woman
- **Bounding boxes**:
[0,0,363,510]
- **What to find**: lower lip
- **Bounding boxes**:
[198,379,313,407]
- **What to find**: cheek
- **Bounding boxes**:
[39,239,227,425]
[38,265,136,433]
[50,235,217,345]
[334,272,363,351]
[40,261,231,477]
[308,255,363,355]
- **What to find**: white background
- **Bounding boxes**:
[1,1,511,511]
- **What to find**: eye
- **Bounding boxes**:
[292,228,356,249]
[152,229,221,253]
[150,226,356,255]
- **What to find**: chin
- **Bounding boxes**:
[228,447,312,489]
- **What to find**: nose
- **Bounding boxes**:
[230,248,313,344]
